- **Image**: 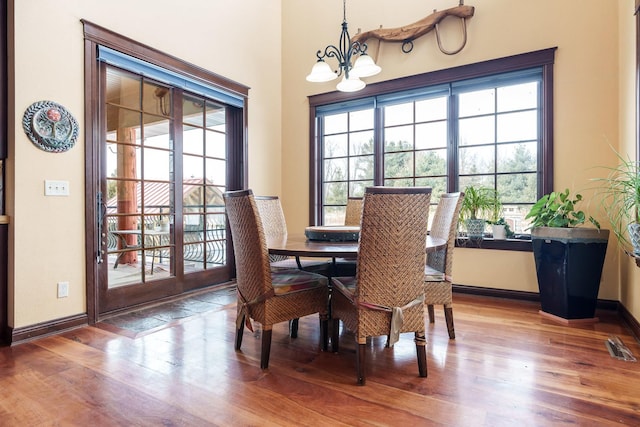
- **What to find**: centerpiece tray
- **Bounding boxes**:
[304,225,360,242]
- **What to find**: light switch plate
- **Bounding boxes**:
[45,180,69,196]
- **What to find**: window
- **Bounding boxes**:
[309,48,556,235]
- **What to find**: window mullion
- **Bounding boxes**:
[448,93,459,192]
[374,103,384,186]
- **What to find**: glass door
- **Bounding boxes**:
[99,66,231,314]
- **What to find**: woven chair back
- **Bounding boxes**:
[355,187,432,307]
[426,192,464,275]
[344,197,364,226]
[255,196,289,263]
[223,190,273,303]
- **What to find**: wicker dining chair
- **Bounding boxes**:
[223,190,329,369]
[331,186,432,385]
[255,195,331,273]
[424,192,464,339]
[254,195,331,338]
[344,197,364,226]
[332,196,364,276]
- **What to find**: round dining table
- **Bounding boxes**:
[267,232,447,258]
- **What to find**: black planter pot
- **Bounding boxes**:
[531,227,609,320]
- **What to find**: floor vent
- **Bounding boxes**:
[606,335,636,362]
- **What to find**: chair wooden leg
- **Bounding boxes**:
[415,332,428,378]
[320,315,329,351]
[260,328,273,369]
[235,314,245,350]
[290,318,299,338]
[427,304,435,323]
[444,305,455,339]
[331,318,340,353]
[356,343,366,385]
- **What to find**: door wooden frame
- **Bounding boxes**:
[82,20,248,322]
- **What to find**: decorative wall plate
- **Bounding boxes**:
[22,100,78,153]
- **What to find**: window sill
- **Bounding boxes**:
[455,235,533,252]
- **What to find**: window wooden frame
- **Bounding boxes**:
[0,0,7,342]
[308,48,557,235]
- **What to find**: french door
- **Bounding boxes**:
[84,22,248,319]
[96,66,234,314]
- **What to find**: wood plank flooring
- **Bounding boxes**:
[1,285,639,426]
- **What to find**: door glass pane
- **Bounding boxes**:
[183,94,205,127]
[205,158,225,185]
[205,129,225,158]
[206,101,226,130]
[143,115,171,149]
[182,94,227,271]
[184,125,204,155]
[184,154,203,179]
[106,69,175,288]
[143,147,171,181]
[106,106,140,140]
[106,68,140,109]
[143,82,171,117]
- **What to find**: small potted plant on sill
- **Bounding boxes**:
[485,190,514,240]
[459,185,497,241]
[591,148,640,257]
[525,188,608,322]
[488,217,514,240]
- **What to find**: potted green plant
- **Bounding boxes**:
[591,149,640,256]
[459,185,497,240]
[485,190,514,240]
[489,217,514,240]
[525,188,609,322]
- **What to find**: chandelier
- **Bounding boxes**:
[306,0,381,92]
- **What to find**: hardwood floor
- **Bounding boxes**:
[1,285,639,426]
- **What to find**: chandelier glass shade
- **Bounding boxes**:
[306,0,381,92]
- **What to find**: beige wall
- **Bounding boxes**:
[282,1,635,309]
[618,1,640,318]
[8,0,283,328]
